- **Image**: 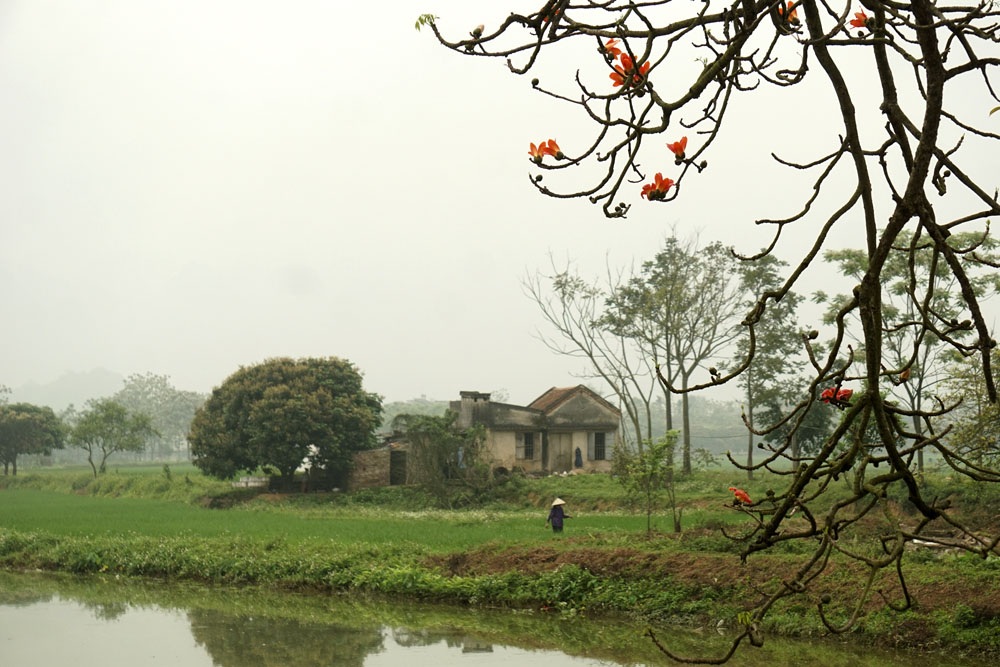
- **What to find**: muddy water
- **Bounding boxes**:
[0,572,983,667]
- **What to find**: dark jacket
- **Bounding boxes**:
[547,505,569,529]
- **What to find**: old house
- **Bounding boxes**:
[451,386,620,474]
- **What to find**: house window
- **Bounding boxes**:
[588,432,608,461]
[516,432,536,460]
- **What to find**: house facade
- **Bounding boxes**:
[450,386,621,474]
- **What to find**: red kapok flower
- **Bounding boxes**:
[729,487,752,505]
[610,54,651,87]
[603,38,623,60]
[821,386,854,408]
[529,139,563,163]
[640,173,675,200]
[777,1,799,23]
[543,138,563,159]
[666,136,688,161]
[529,142,547,163]
[849,10,868,29]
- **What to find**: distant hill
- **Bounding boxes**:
[11,369,125,411]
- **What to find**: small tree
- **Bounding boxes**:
[615,431,680,535]
[394,412,490,508]
[72,399,157,477]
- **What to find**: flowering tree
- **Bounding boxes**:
[426,0,1000,661]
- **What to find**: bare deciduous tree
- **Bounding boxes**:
[524,257,660,447]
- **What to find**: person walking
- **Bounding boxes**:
[546,497,571,533]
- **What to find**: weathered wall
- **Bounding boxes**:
[547,394,618,430]
[348,448,391,491]
[486,430,545,473]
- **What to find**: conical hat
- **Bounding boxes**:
[551,497,566,506]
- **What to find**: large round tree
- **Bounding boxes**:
[189,357,383,486]
[0,403,66,476]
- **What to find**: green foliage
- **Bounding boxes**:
[112,373,205,461]
[1,467,999,655]
[942,350,1000,465]
[817,232,1000,469]
[414,13,437,31]
[189,357,382,483]
[615,432,681,534]
[602,237,744,472]
[394,411,494,508]
[732,255,806,476]
[0,402,66,475]
[760,389,837,458]
[71,398,157,477]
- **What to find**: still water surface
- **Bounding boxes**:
[0,572,983,667]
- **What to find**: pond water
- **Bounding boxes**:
[0,572,983,667]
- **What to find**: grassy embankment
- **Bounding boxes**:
[1,464,999,656]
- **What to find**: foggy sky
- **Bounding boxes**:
[1,1,996,406]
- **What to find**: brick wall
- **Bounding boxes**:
[348,448,391,490]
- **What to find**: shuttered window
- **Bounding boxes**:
[588,432,608,461]
[516,432,536,460]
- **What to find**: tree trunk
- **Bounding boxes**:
[681,373,692,475]
[745,373,755,481]
[912,414,924,474]
[790,424,800,464]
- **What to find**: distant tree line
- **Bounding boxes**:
[0,373,203,475]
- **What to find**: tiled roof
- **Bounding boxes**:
[528,386,578,412]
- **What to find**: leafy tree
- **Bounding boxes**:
[0,403,66,475]
[188,357,382,486]
[607,238,743,472]
[602,234,701,439]
[942,350,1000,466]
[113,373,205,461]
[760,390,836,459]
[614,431,680,534]
[817,232,1000,470]
[393,412,490,508]
[667,242,744,474]
[732,255,803,478]
[427,1,1000,660]
[71,399,157,477]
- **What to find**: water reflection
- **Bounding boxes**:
[0,572,982,667]
[189,608,384,667]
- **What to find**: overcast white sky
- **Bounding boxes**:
[1,1,996,405]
